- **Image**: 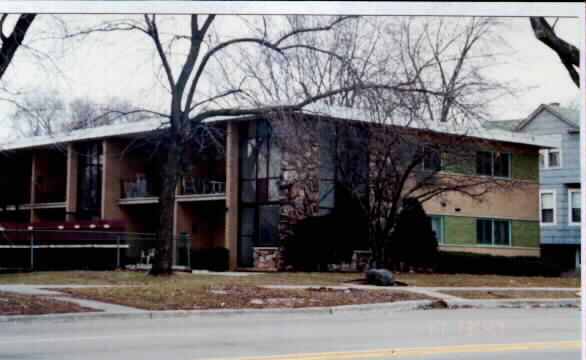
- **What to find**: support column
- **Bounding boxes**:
[224,121,240,270]
[65,144,78,221]
[29,151,38,223]
[101,140,124,220]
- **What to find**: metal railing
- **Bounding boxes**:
[0,228,191,270]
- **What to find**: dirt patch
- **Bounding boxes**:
[441,290,580,300]
[56,285,432,311]
[0,291,100,315]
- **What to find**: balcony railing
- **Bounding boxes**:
[121,174,159,199]
[179,176,225,196]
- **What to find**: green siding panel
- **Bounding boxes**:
[511,220,540,248]
[512,152,539,181]
[444,216,476,245]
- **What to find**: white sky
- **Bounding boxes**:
[0,3,581,140]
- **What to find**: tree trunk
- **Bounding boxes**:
[150,143,181,275]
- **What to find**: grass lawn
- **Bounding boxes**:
[441,290,580,300]
[0,291,99,315]
[0,270,579,288]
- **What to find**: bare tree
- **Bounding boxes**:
[10,89,64,136]
[0,14,36,80]
[69,14,439,275]
[530,17,580,88]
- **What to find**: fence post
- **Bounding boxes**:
[186,234,191,269]
[29,229,35,271]
[116,234,121,269]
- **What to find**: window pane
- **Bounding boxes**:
[268,137,281,178]
[541,193,553,209]
[268,179,280,201]
[241,180,256,203]
[572,209,581,223]
[258,205,280,246]
[494,220,510,245]
[571,191,581,208]
[242,139,257,179]
[424,149,441,171]
[239,236,254,267]
[319,180,335,209]
[542,209,554,223]
[477,219,492,245]
[240,207,255,236]
[541,193,554,209]
[476,151,492,176]
[493,152,510,177]
[257,138,268,179]
[257,178,268,203]
[548,151,560,167]
[430,216,443,243]
[319,121,336,180]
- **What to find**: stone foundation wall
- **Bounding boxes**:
[274,118,320,246]
[253,247,283,271]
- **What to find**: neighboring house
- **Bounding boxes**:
[0,107,554,271]
[487,103,581,271]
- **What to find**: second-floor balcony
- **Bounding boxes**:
[119,174,160,205]
[177,176,226,202]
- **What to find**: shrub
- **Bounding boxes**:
[388,197,438,270]
[190,247,229,272]
[434,251,563,277]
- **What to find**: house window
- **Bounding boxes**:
[539,149,561,169]
[476,151,511,178]
[568,189,581,225]
[429,215,444,243]
[539,190,556,225]
[423,148,442,171]
[476,218,511,246]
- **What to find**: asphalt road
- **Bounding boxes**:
[0,307,581,360]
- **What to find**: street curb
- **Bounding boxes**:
[0,298,579,324]
[0,300,432,324]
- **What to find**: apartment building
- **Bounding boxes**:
[0,107,554,271]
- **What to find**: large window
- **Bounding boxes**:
[568,189,581,225]
[239,119,281,267]
[476,151,511,178]
[539,149,561,169]
[540,190,556,225]
[476,218,511,246]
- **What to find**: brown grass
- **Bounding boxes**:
[0,291,100,315]
[0,270,579,288]
[441,290,580,300]
[56,285,431,310]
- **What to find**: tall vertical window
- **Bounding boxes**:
[476,218,511,246]
[476,151,511,178]
[238,119,281,267]
[539,190,556,225]
[76,142,103,220]
[568,189,581,225]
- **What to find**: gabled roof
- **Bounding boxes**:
[515,103,580,132]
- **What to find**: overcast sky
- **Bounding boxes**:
[0,7,581,140]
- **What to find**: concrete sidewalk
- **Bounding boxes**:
[0,283,580,324]
[0,284,145,313]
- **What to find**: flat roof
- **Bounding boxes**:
[0,105,559,151]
